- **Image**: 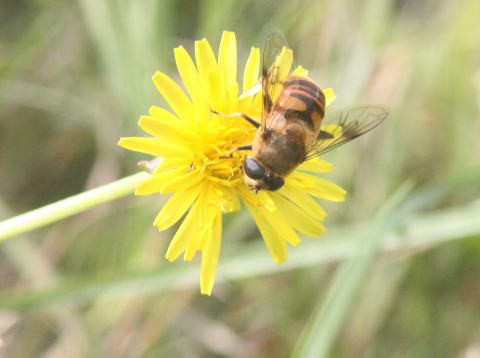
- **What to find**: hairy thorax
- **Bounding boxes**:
[253,115,309,176]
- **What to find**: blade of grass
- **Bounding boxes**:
[292,181,415,358]
[342,261,410,356]
[0,199,479,311]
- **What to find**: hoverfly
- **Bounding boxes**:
[214,32,387,191]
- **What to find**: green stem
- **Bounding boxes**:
[0,172,150,242]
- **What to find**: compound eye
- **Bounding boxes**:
[265,175,285,191]
[243,157,265,180]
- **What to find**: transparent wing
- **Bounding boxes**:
[261,31,294,130]
[306,106,388,159]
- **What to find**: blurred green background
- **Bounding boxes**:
[1,0,480,357]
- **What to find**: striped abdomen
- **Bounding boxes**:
[274,76,326,134]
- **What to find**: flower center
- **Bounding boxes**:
[194,125,254,187]
[194,150,245,187]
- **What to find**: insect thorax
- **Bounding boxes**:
[255,128,306,176]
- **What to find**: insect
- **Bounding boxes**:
[214,32,388,192]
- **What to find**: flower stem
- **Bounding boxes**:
[0,172,150,242]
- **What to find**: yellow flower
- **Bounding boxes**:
[118,31,345,295]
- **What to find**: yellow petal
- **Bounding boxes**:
[135,166,188,195]
[298,158,333,172]
[245,202,288,264]
[195,38,217,80]
[260,195,301,246]
[183,185,219,260]
[148,106,180,121]
[207,69,223,111]
[152,71,196,121]
[292,65,308,76]
[244,91,263,118]
[218,31,237,93]
[240,82,261,100]
[274,47,293,77]
[323,88,336,107]
[174,46,210,119]
[160,168,203,194]
[218,187,241,213]
[239,185,276,212]
[275,196,326,237]
[197,187,222,251]
[242,47,260,93]
[183,220,210,261]
[165,200,201,261]
[280,185,327,220]
[155,157,189,173]
[136,166,204,195]
[226,82,239,112]
[238,81,261,109]
[118,137,191,158]
[153,183,203,230]
[270,47,293,100]
[138,115,180,139]
[304,175,346,202]
[200,212,222,295]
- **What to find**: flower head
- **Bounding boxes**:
[118,31,345,295]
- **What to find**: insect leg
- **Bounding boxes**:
[317,130,335,139]
[220,145,253,158]
[231,145,253,152]
[211,110,260,128]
